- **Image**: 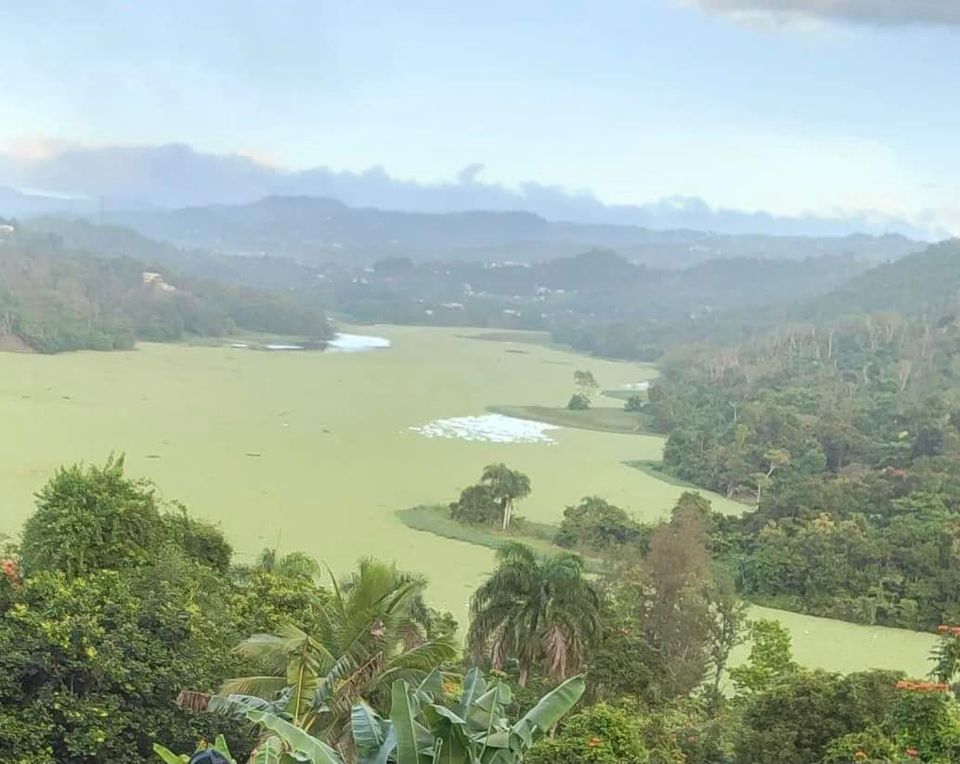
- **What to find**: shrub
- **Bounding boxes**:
[450,484,500,526]
[556,496,644,555]
[20,456,165,577]
[527,703,648,764]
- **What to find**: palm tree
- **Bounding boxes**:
[468,542,600,686]
[216,558,457,745]
[481,463,531,530]
[255,547,323,580]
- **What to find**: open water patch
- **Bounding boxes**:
[409,413,558,444]
[326,333,392,353]
[226,333,391,353]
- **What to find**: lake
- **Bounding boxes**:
[0,325,936,675]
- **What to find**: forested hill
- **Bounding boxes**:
[548,239,959,361]
[0,229,331,353]
[23,216,320,292]
[103,195,923,268]
[799,238,960,320]
[641,250,960,631]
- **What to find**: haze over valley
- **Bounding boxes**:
[2,2,960,762]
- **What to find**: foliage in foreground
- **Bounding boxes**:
[158,671,586,764]
[468,542,600,687]
[9,456,960,764]
[214,559,457,745]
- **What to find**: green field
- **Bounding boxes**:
[0,325,936,674]
[488,404,649,434]
[396,504,562,557]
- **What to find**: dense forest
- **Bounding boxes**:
[4,458,960,763]
[633,240,960,629]
[0,227,331,353]
[552,240,960,360]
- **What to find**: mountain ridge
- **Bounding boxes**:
[99,195,924,269]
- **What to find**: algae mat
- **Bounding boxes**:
[0,326,669,606]
[0,325,935,674]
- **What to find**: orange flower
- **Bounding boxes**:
[895,679,948,692]
[587,737,602,748]
[906,747,919,758]
[854,752,867,761]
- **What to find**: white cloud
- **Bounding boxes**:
[691,0,960,25]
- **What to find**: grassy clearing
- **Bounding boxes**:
[396,504,611,574]
[626,459,700,489]
[488,404,650,435]
[626,460,755,510]
[397,504,559,554]
[460,330,556,346]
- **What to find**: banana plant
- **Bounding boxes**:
[352,668,586,764]
[157,670,583,764]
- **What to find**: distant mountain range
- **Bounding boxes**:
[0,142,941,239]
[90,195,922,269]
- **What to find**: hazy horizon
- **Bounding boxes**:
[1,0,958,237]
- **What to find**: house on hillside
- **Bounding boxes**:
[142,272,177,293]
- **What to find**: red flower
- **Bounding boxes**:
[906,747,919,758]
[1,559,20,587]
[895,679,948,693]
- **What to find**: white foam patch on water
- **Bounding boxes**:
[265,343,305,350]
[410,414,558,444]
[327,333,392,352]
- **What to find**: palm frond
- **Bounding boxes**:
[207,693,284,718]
[219,675,288,698]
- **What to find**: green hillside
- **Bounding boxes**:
[802,239,960,319]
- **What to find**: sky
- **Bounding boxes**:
[0,0,958,234]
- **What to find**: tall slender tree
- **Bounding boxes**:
[468,543,600,686]
[480,463,532,530]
